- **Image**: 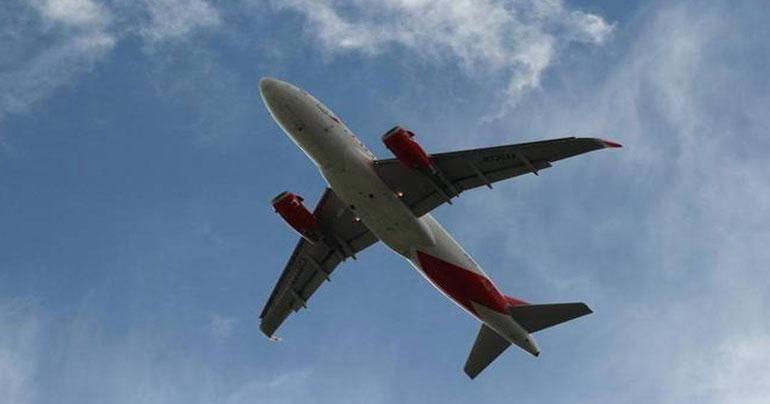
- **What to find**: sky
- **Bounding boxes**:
[1,0,770,403]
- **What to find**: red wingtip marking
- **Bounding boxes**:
[601,139,623,148]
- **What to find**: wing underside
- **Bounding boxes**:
[374,137,619,217]
[259,188,378,338]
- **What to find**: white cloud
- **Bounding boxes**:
[140,0,221,42]
[447,1,770,401]
[676,335,770,404]
[0,1,115,143]
[0,32,114,116]
[30,0,111,30]
[1,0,115,129]
[0,0,222,146]
[3,0,768,400]
[274,0,613,115]
[0,298,385,404]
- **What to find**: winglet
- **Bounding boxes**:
[600,139,623,148]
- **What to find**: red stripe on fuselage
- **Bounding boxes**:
[505,295,529,307]
[416,251,509,315]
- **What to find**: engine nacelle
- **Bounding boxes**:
[382,126,432,170]
[272,191,320,242]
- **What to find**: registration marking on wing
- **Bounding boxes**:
[482,153,515,163]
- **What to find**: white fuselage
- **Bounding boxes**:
[260,78,539,355]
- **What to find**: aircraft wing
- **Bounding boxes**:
[259,188,379,338]
[373,137,621,217]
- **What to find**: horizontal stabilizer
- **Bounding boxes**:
[508,303,592,333]
[464,324,511,379]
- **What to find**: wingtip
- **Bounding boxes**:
[600,139,623,148]
[260,322,282,341]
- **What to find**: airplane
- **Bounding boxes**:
[258,77,621,378]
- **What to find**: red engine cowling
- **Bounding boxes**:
[272,191,320,242]
[382,126,432,170]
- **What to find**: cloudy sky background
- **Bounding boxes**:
[2,0,769,403]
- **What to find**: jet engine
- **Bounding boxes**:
[272,191,320,242]
[382,126,460,203]
[382,126,432,170]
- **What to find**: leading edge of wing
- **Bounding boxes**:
[372,136,622,218]
[425,137,621,160]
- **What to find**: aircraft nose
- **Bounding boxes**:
[259,77,293,118]
[259,77,282,102]
[259,77,301,113]
[259,77,306,134]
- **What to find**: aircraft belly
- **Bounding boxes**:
[324,156,509,321]
[322,163,436,255]
[296,102,505,323]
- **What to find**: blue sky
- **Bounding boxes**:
[2,0,769,403]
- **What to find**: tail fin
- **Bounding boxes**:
[463,302,592,379]
[464,324,511,379]
[508,303,592,333]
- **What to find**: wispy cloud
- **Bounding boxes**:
[0,298,39,404]
[448,1,770,401]
[673,334,770,404]
[274,0,613,116]
[0,33,114,115]
[0,296,387,404]
[31,0,111,29]
[3,0,769,401]
[208,313,235,342]
[139,0,220,42]
[0,0,115,128]
[0,0,222,150]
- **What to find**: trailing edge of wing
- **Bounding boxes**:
[373,137,622,217]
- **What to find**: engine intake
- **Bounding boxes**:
[272,191,320,242]
[382,126,432,170]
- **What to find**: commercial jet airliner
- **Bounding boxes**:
[258,77,621,378]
